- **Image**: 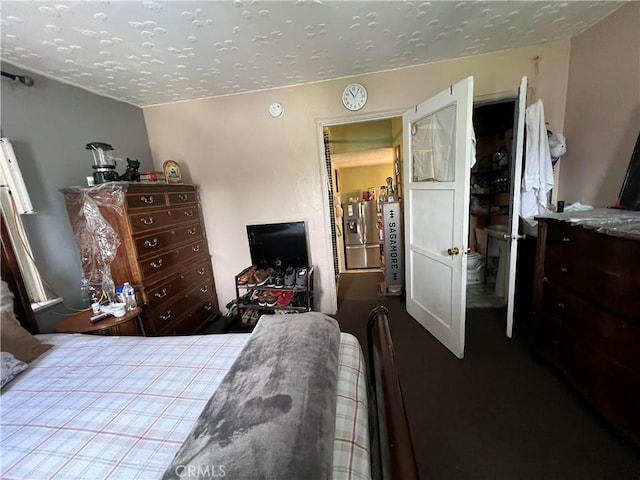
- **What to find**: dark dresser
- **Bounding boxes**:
[532,209,640,446]
[61,183,221,336]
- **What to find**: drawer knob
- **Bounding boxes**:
[140,217,154,225]
[141,195,154,204]
[184,210,194,217]
[145,238,158,247]
[178,194,188,201]
[562,237,571,242]
[198,268,205,275]
[188,228,196,235]
[150,259,163,269]
[192,245,201,252]
[155,288,167,298]
[160,310,172,321]
[200,285,208,293]
[204,303,212,311]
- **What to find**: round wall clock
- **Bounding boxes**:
[342,83,367,111]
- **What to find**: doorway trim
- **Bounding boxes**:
[316,108,405,314]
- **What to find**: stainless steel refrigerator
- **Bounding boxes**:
[343,201,381,269]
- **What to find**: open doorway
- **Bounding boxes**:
[322,116,403,303]
[467,99,517,311]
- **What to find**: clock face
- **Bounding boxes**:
[342,83,367,111]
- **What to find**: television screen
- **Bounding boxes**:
[615,131,640,211]
[246,221,309,268]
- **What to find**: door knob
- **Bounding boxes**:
[503,233,526,241]
[447,247,460,256]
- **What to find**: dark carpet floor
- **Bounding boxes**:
[334,272,640,480]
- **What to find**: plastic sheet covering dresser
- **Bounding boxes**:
[537,208,640,240]
[59,183,126,302]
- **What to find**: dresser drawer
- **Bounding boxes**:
[94,321,141,336]
[143,279,214,335]
[167,190,197,206]
[538,315,606,404]
[537,303,640,446]
[139,239,207,281]
[544,221,640,321]
[160,299,219,336]
[125,191,167,210]
[129,205,201,234]
[542,282,640,371]
[134,222,203,258]
[173,299,219,335]
[144,260,212,310]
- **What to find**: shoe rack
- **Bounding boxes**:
[232,265,315,330]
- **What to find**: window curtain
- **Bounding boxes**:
[0,138,48,303]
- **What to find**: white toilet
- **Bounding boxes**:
[467,251,485,284]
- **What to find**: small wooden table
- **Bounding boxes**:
[55,306,143,336]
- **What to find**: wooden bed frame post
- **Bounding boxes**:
[367,306,420,480]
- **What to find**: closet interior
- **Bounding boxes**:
[467,100,516,309]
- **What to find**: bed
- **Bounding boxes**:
[0,240,418,479]
[2,325,374,479]
[1,311,416,479]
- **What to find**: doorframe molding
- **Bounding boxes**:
[473,92,518,106]
[315,108,405,313]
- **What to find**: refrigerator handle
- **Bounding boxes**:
[359,202,366,242]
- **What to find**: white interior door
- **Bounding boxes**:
[403,77,474,359]
[505,76,528,338]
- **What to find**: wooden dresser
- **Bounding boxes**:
[61,183,221,336]
[532,211,640,446]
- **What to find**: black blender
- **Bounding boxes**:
[86,142,119,184]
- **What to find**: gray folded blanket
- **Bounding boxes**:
[163,312,341,480]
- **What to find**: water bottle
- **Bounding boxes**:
[123,282,137,311]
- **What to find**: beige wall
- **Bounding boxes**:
[559,3,640,207]
[338,163,394,204]
[143,41,570,314]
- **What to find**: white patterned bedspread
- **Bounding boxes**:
[0,332,370,480]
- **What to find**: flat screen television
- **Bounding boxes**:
[246,221,309,268]
[615,131,640,211]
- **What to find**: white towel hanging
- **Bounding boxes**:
[521,99,554,226]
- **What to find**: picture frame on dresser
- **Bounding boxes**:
[163,159,183,184]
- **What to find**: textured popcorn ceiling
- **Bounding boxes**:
[0,1,623,107]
